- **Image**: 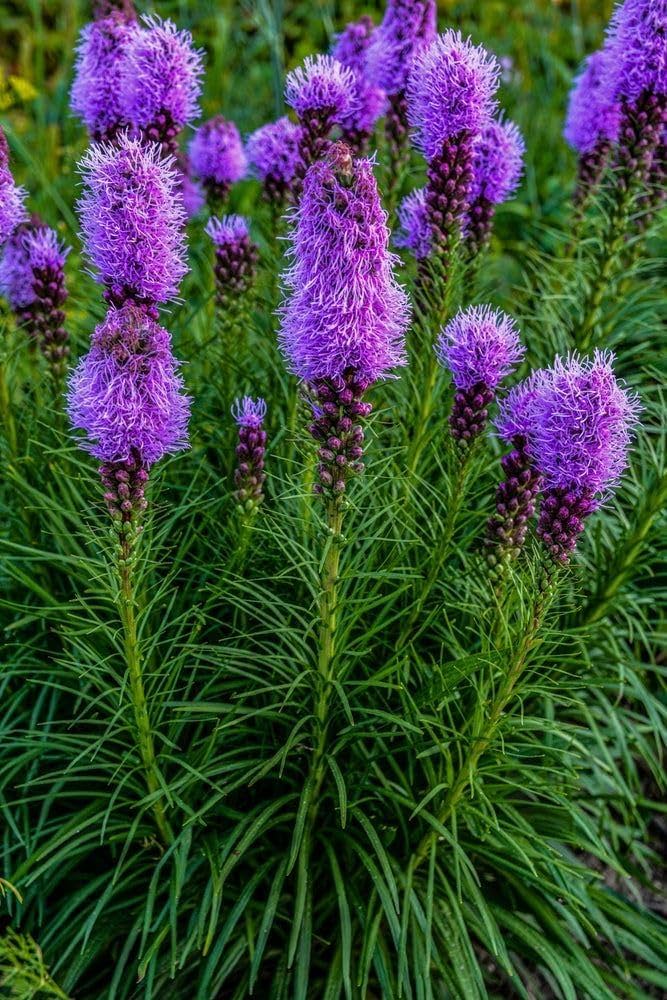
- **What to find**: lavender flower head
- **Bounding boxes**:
[470,117,525,205]
[246,117,303,199]
[232,396,267,512]
[233,395,267,428]
[78,134,188,307]
[332,17,387,141]
[436,305,524,391]
[122,15,204,149]
[285,55,357,133]
[605,0,667,104]
[206,214,258,301]
[395,188,432,260]
[495,374,542,444]
[188,117,247,201]
[564,50,621,155]
[0,222,46,309]
[279,145,409,385]
[365,0,436,96]
[70,9,136,141]
[206,214,250,247]
[0,129,27,246]
[407,30,501,160]
[67,303,190,467]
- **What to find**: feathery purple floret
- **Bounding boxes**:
[70,10,136,140]
[246,117,303,193]
[189,116,247,192]
[0,223,67,310]
[605,0,667,103]
[470,117,525,204]
[395,188,432,260]
[122,15,204,144]
[285,55,357,129]
[436,305,524,391]
[332,17,387,138]
[206,215,258,301]
[233,396,267,428]
[407,31,500,160]
[279,147,409,384]
[530,351,640,501]
[564,50,621,154]
[365,0,436,96]
[232,396,267,511]
[67,303,190,467]
[0,167,27,248]
[78,134,188,306]
[206,214,250,246]
[495,374,541,443]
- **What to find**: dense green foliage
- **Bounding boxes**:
[1,1,666,998]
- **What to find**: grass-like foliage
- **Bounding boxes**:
[1,1,666,998]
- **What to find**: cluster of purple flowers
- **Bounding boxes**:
[232,397,267,514]
[206,215,259,306]
[331,17,386,152]
[188,117,247,208]
[246,117,304,204]
[0,127,27,246]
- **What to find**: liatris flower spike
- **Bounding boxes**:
[122,15,204,155]
[466,117,525,254]
[485,375,544,571]
[531,351,641,564]
[232,397,267,516]
[70,3,136,142]
[395,188,432,261]
[206,215,259,306]
[407,31,500,260]
[435,305,524,445]
[564,50,621,204]
[189,117,247,209]
[67,303,190,531]
[78,134,188,310]
[284,55,357,180]
[0,127,27,246]
[0,222,70,382]
[365,0,436,170]
[332,17,386,152]
[603,0,667,186]
[279,143,409,496]
[246,117,304,204]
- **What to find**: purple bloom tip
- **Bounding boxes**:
[232,396,267,428]
[407,30,501,160]
[564,50,621,154]
[205,214,250,246]
[332,17,387,134]
[67,303,190,467]
[470,116,525,204]
[365,0,436,95]
[395,187,432,260]
[605,0,667,103]
[495,372,541,443]
[0,223,67,310]
[284,54,357,126]
[436,305,524,391]
[279,151,410,384]
[77,133,188,305]
[70,12,137,141]
[0,172,27,247]
[246,117,304,186]
[188,116,247,187]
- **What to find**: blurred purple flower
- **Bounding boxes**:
[395,188,432,260]
[470,117,525,205]
[332,17,387,146]
[188,116,247,203]
[564,50,621,155]
[365,0,436,96]
[70,9,136,141]
[0,128,27,246]
[246,117,303,201]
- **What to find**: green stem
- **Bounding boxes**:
[118,561,173,847]
[0,356,17,458]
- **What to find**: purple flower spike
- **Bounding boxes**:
[395,188,432,260]
[407,31,500,161]
[232,397,267,513]
[495,374,541,444]
[332,17,387,150]
[70,9,136,141]
[436,305,524,444]
[78,134,188,308]
[466,117,525,253]
[365,0,436,97]
[189,117,247,206]
[279,145,409,386]
[285,55,357,133]
[564,51,621,156]
[246,117,304,202]
[67,302,190,468]
[122,15,204,153]
[0,129,27,246]
[206,215,259,303]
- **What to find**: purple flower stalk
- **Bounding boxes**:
[395,187,432,260]
[279,144,409,496]
[0,128,27,246]
[70,7,136,142]
[188,117,247,208]
[206,215,259,305]
[407,31,500,259]
[246,117,304,204]
[564,50,621,203]
[466,117,525,254]
[604,0,667,186]
[78,134,188,309]
[68,303,190,527]
[435,305,524,444]
[0,221,70,380]
[332,17,387,152]
[232,397,267,514]
[122,15,204,155]
[285,55,357,182]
